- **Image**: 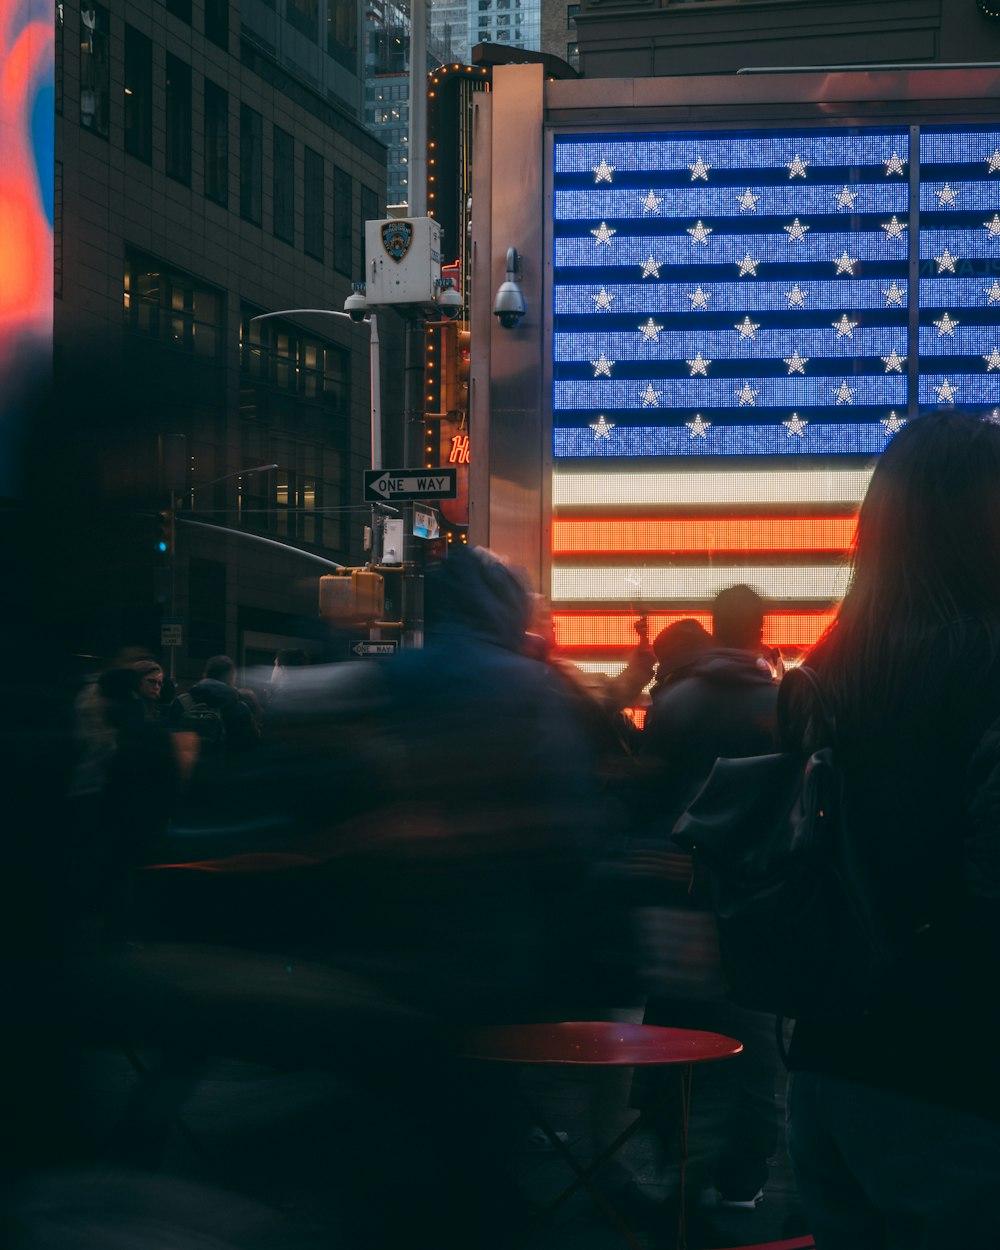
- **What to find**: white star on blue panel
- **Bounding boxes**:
[736,383,759,406]
[590,415,615,439]
[641,255,662,279]
[640,190,663,214]
[787,154,809,178]
[593,159,615,183]
[783,414,808,437]
[834,186,858,210]
[640,384,661,407]
[737,188,760,213]
[639,318,663,342]
[834,380,856,405]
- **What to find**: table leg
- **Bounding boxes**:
[526,1102,647,1250]
[518,1064,695,1250]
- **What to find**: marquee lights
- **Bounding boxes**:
[551,566,850,603]
[551,468,873,506]
[552,517,856,556]
[552,611,837,650]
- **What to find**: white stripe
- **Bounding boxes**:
[551,565,849,602]
[552,468,873,508]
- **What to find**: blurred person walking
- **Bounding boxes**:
[170,655,260,753]
[627,590,783,1229]
[784,411,1000,1249]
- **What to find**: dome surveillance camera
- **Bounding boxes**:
[344,290,368,323]
[493,247,525,330]
[435,285,464,320]
[493,282,525,330]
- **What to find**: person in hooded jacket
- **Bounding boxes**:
[627,586,783,1228]
[169,655,260,752]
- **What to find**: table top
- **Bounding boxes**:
[457,1021,743,1067]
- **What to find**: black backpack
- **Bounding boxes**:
[174,692,227,751]
[671,666,913,1030]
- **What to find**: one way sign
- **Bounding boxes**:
[364,467,457,502]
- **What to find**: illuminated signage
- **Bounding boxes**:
[549,123,1000,669]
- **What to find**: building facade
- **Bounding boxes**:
[56,0,398,673]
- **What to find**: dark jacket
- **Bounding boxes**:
[170,677,259,751]
[787,629,1000,1117]
[640,648,779,834]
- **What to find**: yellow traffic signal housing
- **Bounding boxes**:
[319,569,385,621]
[440,322,471,415]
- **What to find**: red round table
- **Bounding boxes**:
[458,1021,743,1250]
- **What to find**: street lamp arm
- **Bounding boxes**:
[248,308,381,473]
[250,309,372,324]
[176,516,344,571]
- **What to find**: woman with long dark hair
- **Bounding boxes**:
[786,411,1000,1247]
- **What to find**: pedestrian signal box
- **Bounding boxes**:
[319,569,384,622]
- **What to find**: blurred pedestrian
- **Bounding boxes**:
[169,655,260,752]
[627,588,783,1225]
[132,660,166,722]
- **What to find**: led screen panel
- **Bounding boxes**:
[549,124,1000,677]
[0,0,54,496]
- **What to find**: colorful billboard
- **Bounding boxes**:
[0,0,54,494]
[550,123,1000,670]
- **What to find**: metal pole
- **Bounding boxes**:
[409,0,427,215]
[369,313,382,471]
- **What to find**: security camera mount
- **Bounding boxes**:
[493,247,526,330]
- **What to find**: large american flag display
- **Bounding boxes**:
[550,124,1000,680]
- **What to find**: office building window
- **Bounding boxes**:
[165,54,192,185]
[239,309,350,552]
[274,126,295,244]
[123,25,152,162]
[240,103,263,225]
[333,166,353,275]
[205,0,228,49]
[79,2,110,137]
[360,185,380,231]
[327,0,358,70]
[204,79,228,206]
[166,0,191,22]
[304,146,324,261]
[287,0,318,40]
[124,251,224,358]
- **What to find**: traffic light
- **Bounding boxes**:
[155,509,174,556]
[455,327,470,413]
[440,322,471,416]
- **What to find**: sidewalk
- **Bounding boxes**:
[38,1031,811,1250]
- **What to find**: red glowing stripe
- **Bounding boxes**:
[552,610,837,650]
[552,517,856,555]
